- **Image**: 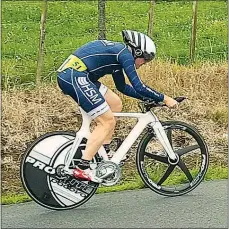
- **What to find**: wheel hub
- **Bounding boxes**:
[168,153,180,165]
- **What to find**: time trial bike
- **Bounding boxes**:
[20,96,209,210]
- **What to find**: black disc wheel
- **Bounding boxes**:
[20,131,99,210]
[136,121,209,196]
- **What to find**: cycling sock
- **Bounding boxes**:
[78,159,90,170]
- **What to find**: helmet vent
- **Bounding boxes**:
[131,31,136,45]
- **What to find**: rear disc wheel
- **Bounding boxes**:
[20,131,99,210]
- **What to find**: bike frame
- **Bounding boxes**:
[63,107,176,173]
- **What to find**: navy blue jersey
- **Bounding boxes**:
[72,40,164,102]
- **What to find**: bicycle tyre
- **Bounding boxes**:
[136,121,209,197]
[20,131,99,210]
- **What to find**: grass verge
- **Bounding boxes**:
[1,166,228,205]
[2,1,227,86]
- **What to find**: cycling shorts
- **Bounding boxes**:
[57,68,109,119]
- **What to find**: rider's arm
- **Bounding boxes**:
[112,70,151,101]
[118,49,164,102]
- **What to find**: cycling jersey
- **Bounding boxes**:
[57,40,164,118]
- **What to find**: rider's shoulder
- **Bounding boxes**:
[79,40,127,50]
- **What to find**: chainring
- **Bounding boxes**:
[96,161,121,186]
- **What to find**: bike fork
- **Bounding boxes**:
[150,121,177,161]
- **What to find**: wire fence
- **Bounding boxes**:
[1,0,228,89]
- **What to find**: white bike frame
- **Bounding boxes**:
[63,107,176,173]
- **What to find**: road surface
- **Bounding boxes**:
[2,180,227,228]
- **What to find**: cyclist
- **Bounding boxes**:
[57,30,178,183]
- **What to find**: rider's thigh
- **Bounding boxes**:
[94,109,116,129]
[104,88,123,112]
[58,69,112,120]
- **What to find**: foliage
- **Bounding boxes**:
[1,1,228,87]
[1,166,227,205]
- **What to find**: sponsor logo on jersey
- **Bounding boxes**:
[78,77,88,86]
[77,77,102,104]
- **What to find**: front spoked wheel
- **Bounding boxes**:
[136,121,209,196]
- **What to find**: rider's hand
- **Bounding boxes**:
[163,95,178,108]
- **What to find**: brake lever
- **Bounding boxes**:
[139,96,187,111]
[174,96,188,103]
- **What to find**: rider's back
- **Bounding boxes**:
[73,40,127,80]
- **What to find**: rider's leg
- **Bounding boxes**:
[74,109,116,182]
[102,88,123,144]
[82,109,116,160]
[58,72,117,182]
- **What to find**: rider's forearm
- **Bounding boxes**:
[133,83,164,102]
[118,51,164,102]
[119,55,164,102]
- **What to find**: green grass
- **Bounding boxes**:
[1,165,227,205]
[1,193,32,205]
[1,1,228,87]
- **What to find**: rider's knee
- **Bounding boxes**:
[104,115,116,129]
[115,97,123,112]
[98,114,116,131]
[105,90,123,112]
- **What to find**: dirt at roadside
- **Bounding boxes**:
[2,62,228,195]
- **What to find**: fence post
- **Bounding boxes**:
[36,0,48,86]
[147,0,156,37]
[190,1,198,63]
[98,0,106,40]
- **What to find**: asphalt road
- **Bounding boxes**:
[1,180,227,228]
